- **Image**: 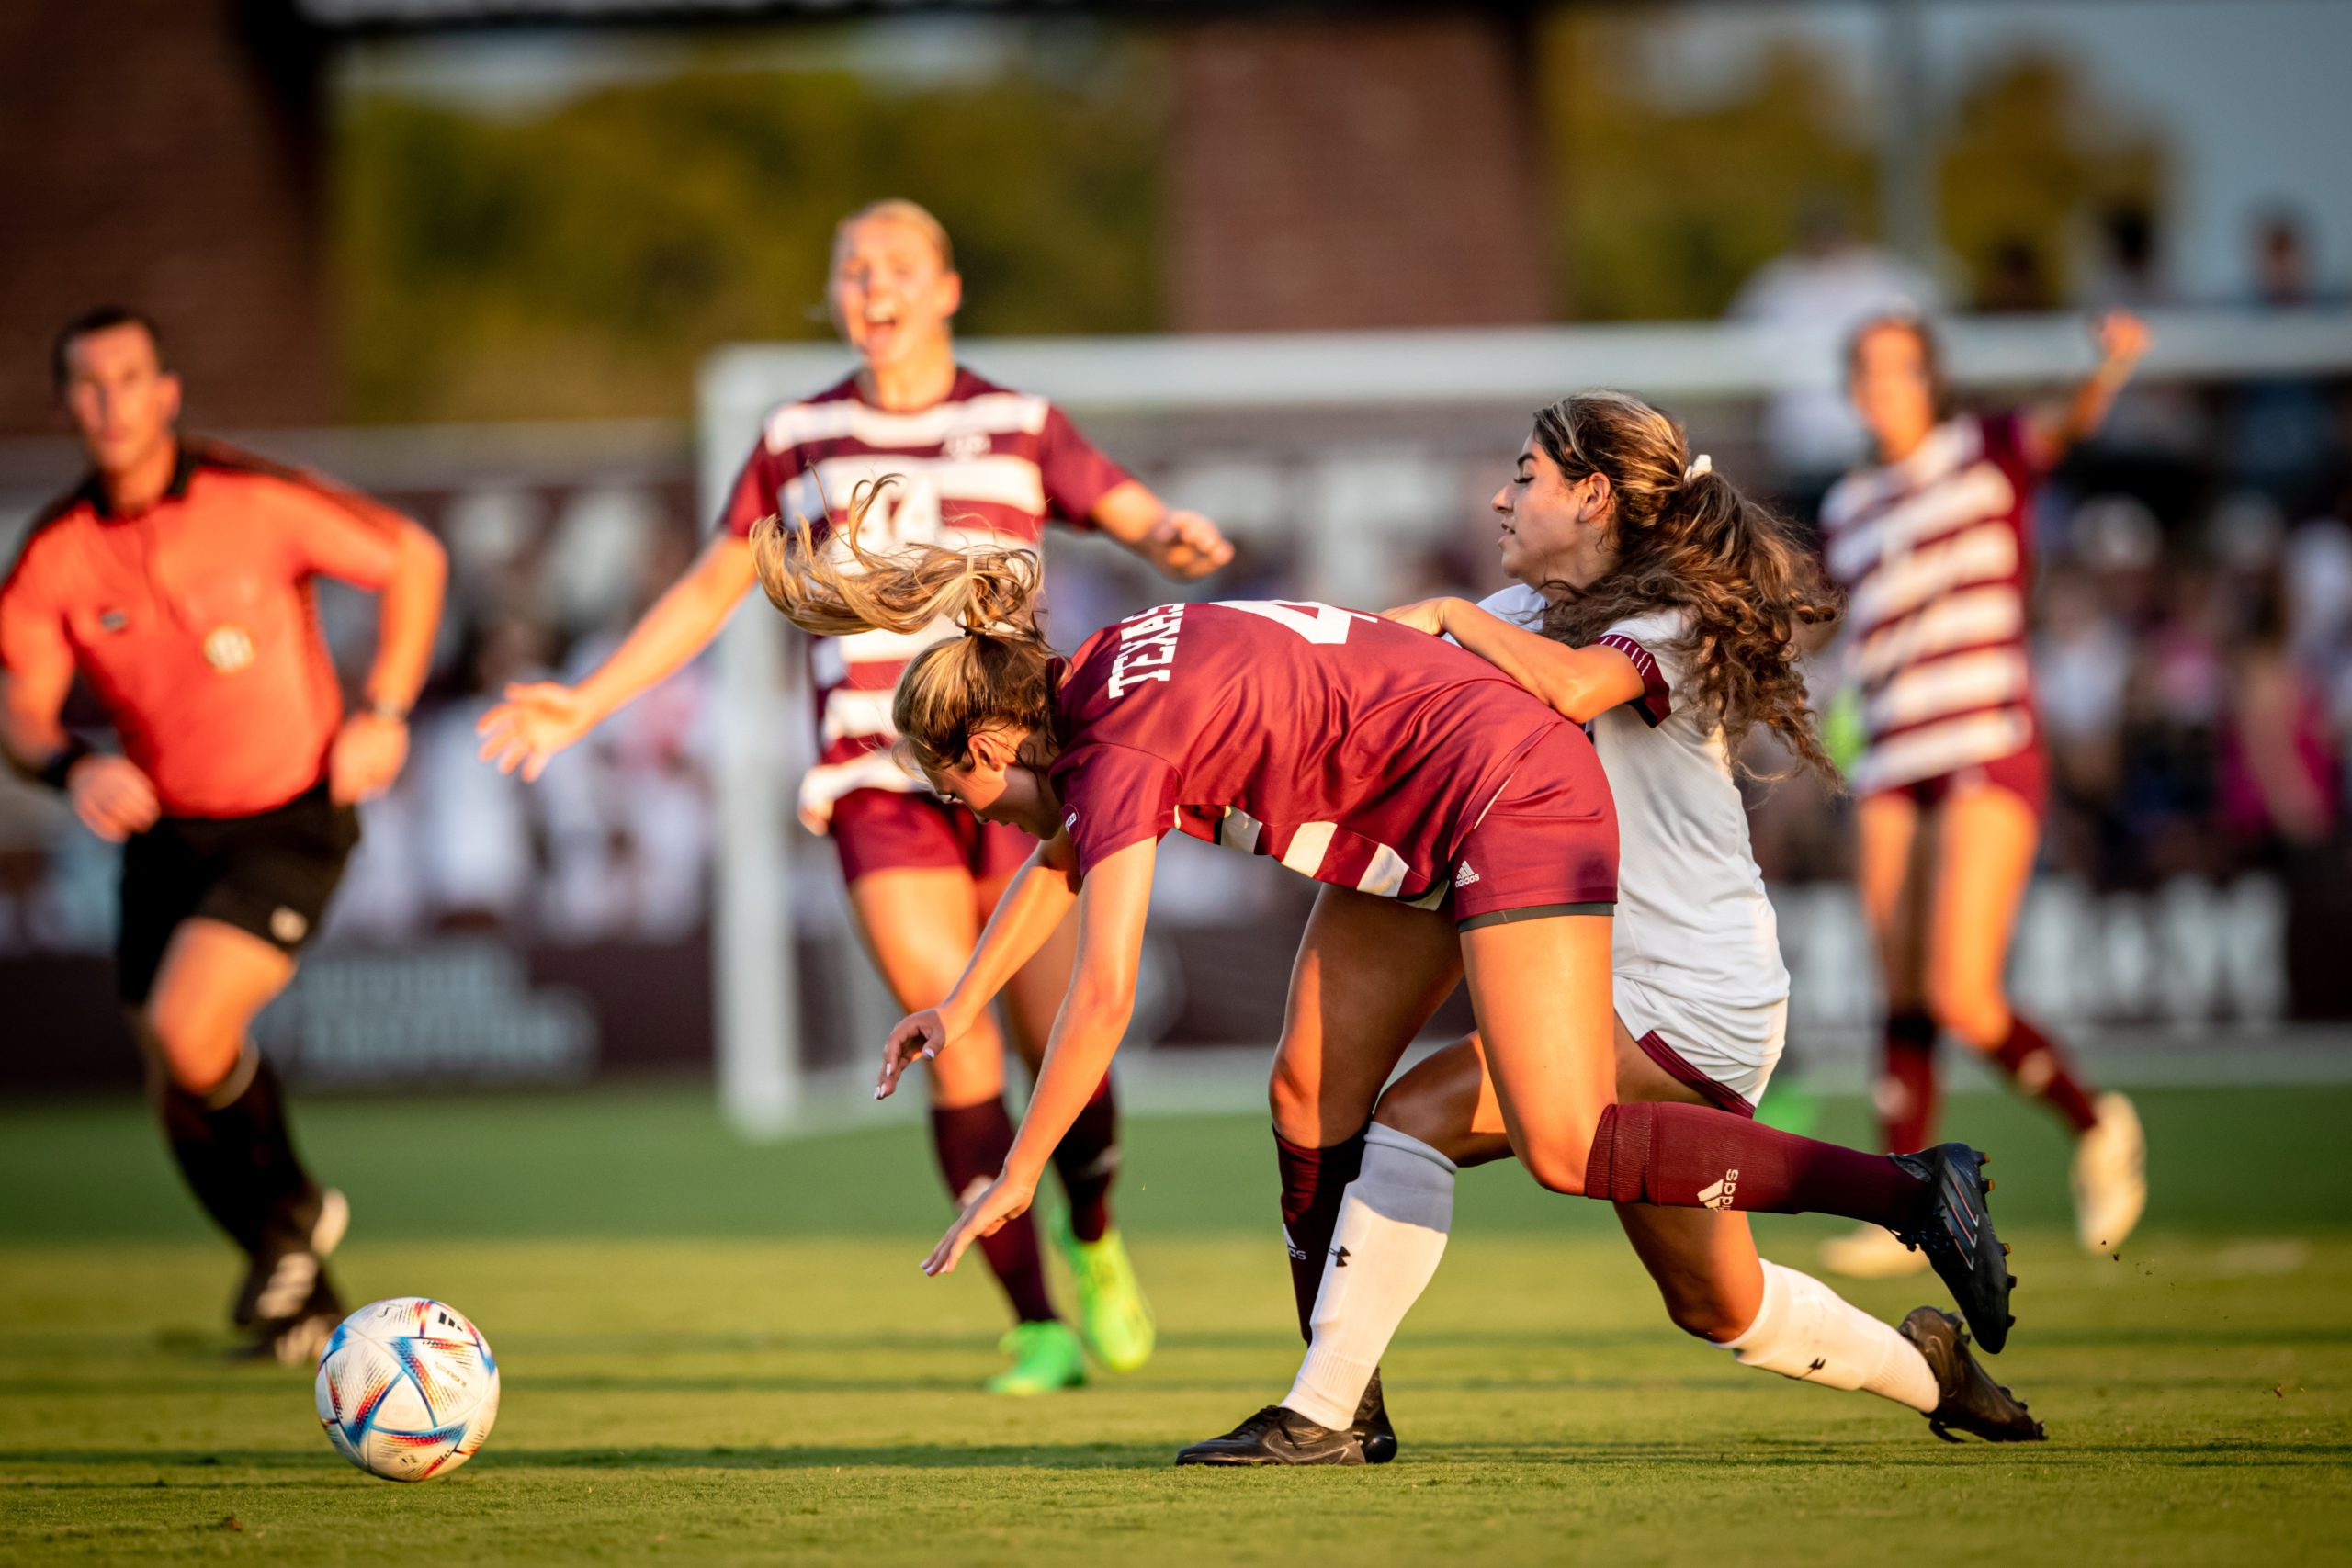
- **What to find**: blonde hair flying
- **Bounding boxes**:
[748,479,1060,777]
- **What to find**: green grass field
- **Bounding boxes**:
[3,1083,2344,1565]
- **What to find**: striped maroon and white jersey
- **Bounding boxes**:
[719,367,1132,829]
[1819,413,2040,795]
[1047,600,1592,902]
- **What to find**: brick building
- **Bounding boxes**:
[0,1,1551,436]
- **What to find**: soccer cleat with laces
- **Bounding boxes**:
[2072,1091,2147,1256]
[232,1186,348,1331]
[1898,1306,2046,1443]
[1055,1222,1156,1372]
[1889,1143,2014,1354]
[1175,1404,1364,1466]
[984,1320,1087,1395]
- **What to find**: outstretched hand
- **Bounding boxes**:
[476,682,596,783]
[2094,310,2151,371]
[922,1171,1037,1278]
[1147,509,1235,581]
[876,1008,951,1100]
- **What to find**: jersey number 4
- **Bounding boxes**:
[1225,601,1378,646]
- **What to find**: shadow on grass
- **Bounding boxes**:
[11,1436,2352,1477]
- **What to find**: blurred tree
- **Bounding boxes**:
[1541,15,1877,321]
[334,39,1163,423]
[1938,53,2165,312]
[1538,13,2168,322]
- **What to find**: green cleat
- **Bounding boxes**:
[984,1320,1087,1395]
[1057,1224,1157,1372]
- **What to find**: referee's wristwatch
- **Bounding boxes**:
[362,698,412,724]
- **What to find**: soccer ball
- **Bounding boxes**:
[314,1297,500,1482]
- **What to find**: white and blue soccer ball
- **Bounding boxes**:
[314,1297,500,1482]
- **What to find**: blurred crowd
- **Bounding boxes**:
[1730,204,2350,899]
[1,209,2346,961]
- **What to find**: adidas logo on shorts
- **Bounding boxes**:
[1697,1168,1741,1210]
[1453,861,1481,888]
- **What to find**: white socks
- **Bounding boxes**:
[1722,1259,1939,1413]
[1284,1124,1457,1430]
[1283,1138,1938,1429]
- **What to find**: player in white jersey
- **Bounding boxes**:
[476,200,1232,1393]
[1817,311,2150,1280]
[1181,391,2040,1465]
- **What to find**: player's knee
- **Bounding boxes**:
[1265,1053,1320,1142]
[1521,1144,1591,1197]
[141,999,234,1096]
[1657,1288,1747,1343]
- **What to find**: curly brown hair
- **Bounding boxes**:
[1529,390,1846,783]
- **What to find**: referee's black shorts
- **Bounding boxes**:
[117,785,360,1005]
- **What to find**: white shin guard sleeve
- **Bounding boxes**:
[1284,1124,1458,1430]
[1722,1260,1939,1414]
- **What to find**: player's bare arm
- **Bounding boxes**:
[330,513,447,805]
[1091,480,1235,581]
[877,830,1084,1100]
[2024,310,2151,468]
[1382,597,1645,723]
[477,530,758,781]
[922,836,1155,1278]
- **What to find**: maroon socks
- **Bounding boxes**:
[1584,1101,1933,1229]
[930,1099,1056,1324]
[1275,1124,1368,1341]
[1049,1075,1121,1243]
[1990,1013,2101,1134]
[1878,1009,1940,1152]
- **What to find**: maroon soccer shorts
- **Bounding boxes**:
[1447,725,1620,930]
[829,787,1037,886]
[1865,742,2050,823]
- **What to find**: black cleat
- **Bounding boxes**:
[232,1186,348,1331]
[1354,1368,1397,1465]
[239,1272,345,1367]
[1898,1306,2046,1443]
[1890,1145,2012,1353]
[1176,1405,1364,1466]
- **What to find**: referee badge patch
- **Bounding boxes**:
[202,625,256,672]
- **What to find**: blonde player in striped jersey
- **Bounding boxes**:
[477,199,1231,1393]
[1181,392,2038,1465]
[1817,311,2150,1280]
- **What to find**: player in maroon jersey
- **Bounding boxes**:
[476,200,1228,1393]
[1818,311,2150,1280]
[745,501,2018,1453]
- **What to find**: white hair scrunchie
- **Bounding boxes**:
[1684,453,1713,481]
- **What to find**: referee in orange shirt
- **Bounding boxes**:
[1,309,447,1361]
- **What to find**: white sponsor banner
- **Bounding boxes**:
[1774,874,2289,1038]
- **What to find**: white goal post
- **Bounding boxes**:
[696,307,2352,1137]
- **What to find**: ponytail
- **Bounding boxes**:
[747,479,1061,776]
[1532,392,1846,784]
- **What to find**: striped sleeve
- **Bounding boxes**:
[1036,405,1132,528]
[1595,610,1687,728]
[719,435,804,540]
